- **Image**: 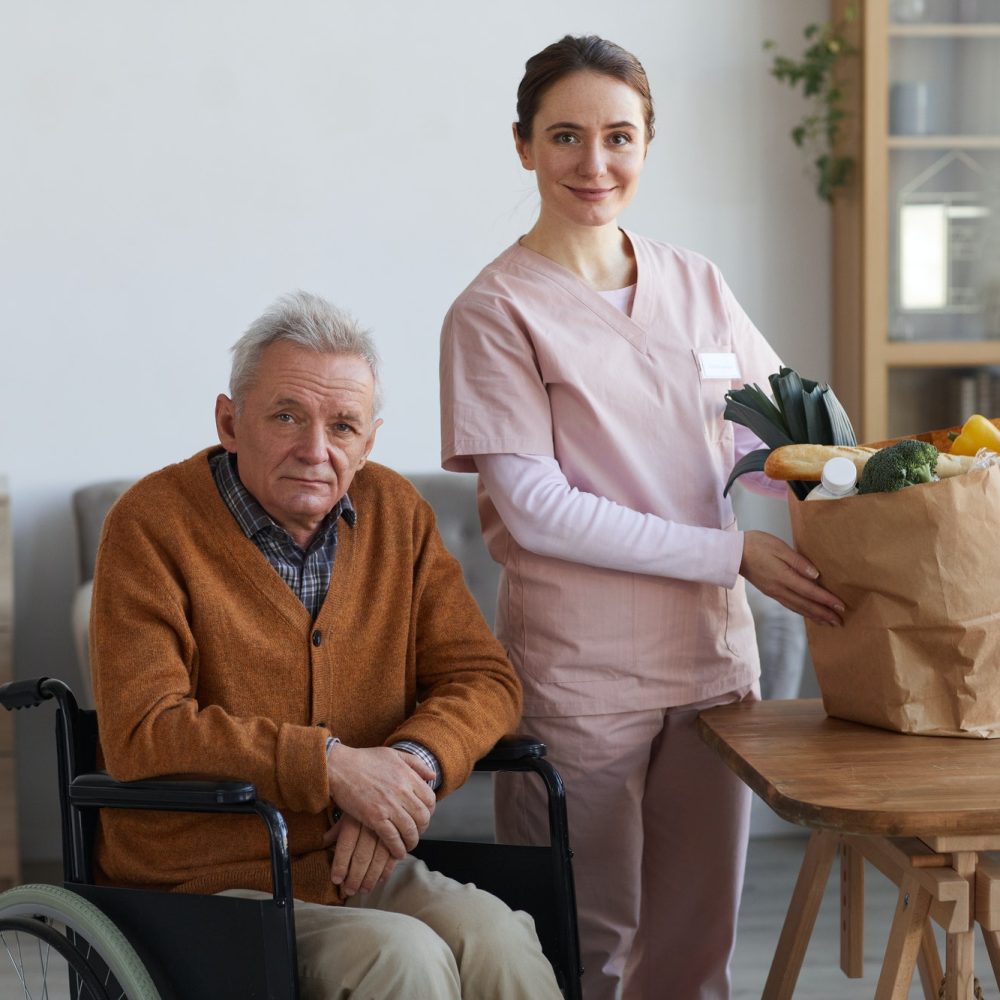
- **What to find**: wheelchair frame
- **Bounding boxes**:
[1,676,582,999]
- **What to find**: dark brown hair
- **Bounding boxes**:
[515,35,655,142]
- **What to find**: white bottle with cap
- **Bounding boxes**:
[804,456,859,501]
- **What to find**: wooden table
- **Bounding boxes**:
[699,699,1000,1000]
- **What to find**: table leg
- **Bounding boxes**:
[762,829,839,1000]
[982,929,1000,993]
[875,874,932,1000]
[841,839,865,978]
[917,920,944,1000]
[976,858,1000,992]
[944,852,977,1000]
[945,933,976,1000]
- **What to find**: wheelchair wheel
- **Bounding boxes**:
[0,883,160,999]
[0,914,113,997]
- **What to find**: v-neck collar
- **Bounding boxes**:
[506,228,651,354]
[192,448,353,631]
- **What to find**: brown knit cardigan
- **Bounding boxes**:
[90,448,521,903]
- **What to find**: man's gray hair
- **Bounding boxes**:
[230,291,383,416]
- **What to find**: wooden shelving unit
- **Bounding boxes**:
[888,22,1000,37]
[832,0,1000,442]
[0,479,20,889]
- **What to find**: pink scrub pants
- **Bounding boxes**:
[494,686,755,1000]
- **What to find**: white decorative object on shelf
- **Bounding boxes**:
[896,151,997,329]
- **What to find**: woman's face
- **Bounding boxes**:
[515,70,649,233]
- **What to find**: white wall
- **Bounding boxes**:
[0,0,831,860]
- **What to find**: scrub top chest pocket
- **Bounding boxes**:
[696,351,741,444]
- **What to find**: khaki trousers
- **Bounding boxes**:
[495,688,754,1000]
[222,855,563,1000]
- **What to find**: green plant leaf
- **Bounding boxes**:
[803,383,832,442]
[770,368,811,441]
[764,7,856,203]
[821,386,857,446]
[723,398,795,449]
[726,383,788,430]
[723,448,772,497]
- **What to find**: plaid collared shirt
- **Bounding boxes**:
[210,449,352,620]
[210,450,440,789]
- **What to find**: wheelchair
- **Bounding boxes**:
[0,676,582,999]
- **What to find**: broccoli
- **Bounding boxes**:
[857,439,939,495]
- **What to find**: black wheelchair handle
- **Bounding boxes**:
[0,677,52,711]
[473,734,547,771]
[70,772,259,808]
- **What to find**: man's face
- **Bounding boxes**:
[215,341,380,547]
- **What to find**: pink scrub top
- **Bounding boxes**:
[440,231,783,716]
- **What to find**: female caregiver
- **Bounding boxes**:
[439,35,844,1000]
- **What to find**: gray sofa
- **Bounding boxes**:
[70,471,805,842]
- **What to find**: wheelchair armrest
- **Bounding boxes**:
[474,735,547,772]
[66,772,294,908]
[69,772,257,810]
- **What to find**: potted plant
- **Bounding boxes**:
[764,5,858,204]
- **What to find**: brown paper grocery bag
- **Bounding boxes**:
[788,465,1000,737]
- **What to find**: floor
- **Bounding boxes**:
[4,839,1000,998]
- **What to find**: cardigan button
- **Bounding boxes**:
[311,630,323,647]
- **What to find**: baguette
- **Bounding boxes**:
[763,445,876,481]
[764,443,976,482]
[936,453,977,478]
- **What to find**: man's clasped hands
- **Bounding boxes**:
[324,745,437,896]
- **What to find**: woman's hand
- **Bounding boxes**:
[740,530,845,626]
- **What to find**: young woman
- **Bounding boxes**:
[439,35,843,1000]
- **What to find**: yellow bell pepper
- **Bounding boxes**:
[950,414,1000,456]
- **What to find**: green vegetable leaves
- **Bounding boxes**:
[723,367,857,500]
[723,394,794,450]
[725,448,774,489]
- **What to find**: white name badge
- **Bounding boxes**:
[697,352,742,380]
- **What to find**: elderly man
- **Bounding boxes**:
[90,291,563,999]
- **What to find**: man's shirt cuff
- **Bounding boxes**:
[392,740,442,790]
